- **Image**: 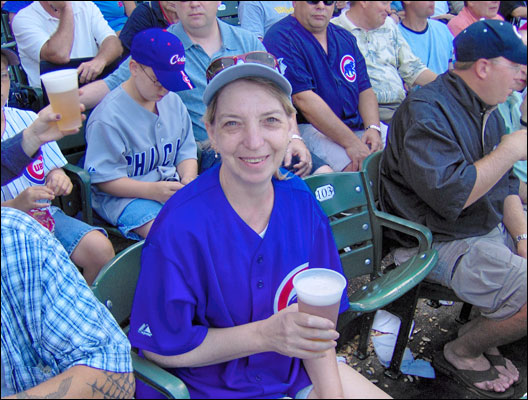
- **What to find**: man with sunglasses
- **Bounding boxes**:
[79,1,324,176]
[264,0,384,172]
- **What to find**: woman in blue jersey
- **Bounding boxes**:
[129,51,390,399]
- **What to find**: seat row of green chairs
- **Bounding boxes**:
[90,151,472,397]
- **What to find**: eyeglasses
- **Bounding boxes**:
[306,1,335,6]
[206,51,281,83]
[139,64,163,87]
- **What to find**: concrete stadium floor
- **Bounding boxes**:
[111,235,527,399]
[336,300,527,399]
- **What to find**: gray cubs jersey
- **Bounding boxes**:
[85,85,197,225]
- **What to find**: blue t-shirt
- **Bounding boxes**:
[398,19,453,74]
[128,165,349,399]
[93,1,128,32]
[263,15,372,130]
[239,1,293,39]
[2,1,32,13]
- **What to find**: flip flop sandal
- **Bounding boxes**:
[484,353,522,386]
[433,351,515,399]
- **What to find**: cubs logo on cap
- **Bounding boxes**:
[23,155,45,184]
[340,55,357,83]
[131,28,195,92]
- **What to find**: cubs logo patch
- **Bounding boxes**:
[273,262,309,314]
[23,154,45,184]
[340,55,356,83]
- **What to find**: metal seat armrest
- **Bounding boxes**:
[373,209,433,253]
[131,352,190,399]
[61,163,93,225]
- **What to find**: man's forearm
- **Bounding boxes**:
[40,5,75,63]
[79,79,111,110]
[292,91,362,148]
[358,88,381,127]
[413,69,437,87]
[503,194,527,243]
[93,36,123,66]
[5,365,134,399]
[464,137,524,208]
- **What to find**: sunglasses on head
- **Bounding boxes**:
[306,1,335,6]
[206,51,281,83]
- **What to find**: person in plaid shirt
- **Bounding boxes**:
[1,207,134,398]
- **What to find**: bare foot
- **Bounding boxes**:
[443,342,512,393]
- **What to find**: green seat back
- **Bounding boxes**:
[91,241,144,327]
[303,172,378,280]
[91,242,190,398]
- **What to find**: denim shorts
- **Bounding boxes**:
[116,198,163,240]
[298,124,388,172]
[50,206,107,255]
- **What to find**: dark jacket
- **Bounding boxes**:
[119,1,169,59]
[380,71,519,245]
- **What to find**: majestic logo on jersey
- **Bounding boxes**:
[314,184,335,202]
[273,262,309,314]
[24,154,45,184]
[340,55,357,83]
[138,323,152,337]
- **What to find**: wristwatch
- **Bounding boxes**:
[366,125,381,133]
[515,233,527,244]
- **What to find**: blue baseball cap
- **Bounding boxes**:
[454,20,527,65]
[130,28,195,92]
[203,57,292,106]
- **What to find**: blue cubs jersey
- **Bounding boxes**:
[264,15,372,130]
[129,164,349,399]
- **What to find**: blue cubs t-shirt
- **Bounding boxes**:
[128,164,349,399]
[264,15,372,130]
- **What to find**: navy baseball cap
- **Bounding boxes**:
[130,28,195,92]
[454,20,527,65]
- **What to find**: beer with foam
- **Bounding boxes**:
[293,268,346,326]
[40,69,81,131]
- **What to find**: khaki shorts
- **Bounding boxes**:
[298,124,388,172]
[393,225,527,321]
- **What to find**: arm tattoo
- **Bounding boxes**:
[87,371,135,399]
[16,377,73,399]
[15,372,134,399]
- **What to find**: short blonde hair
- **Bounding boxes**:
[203,76,296,125]
[203,76,296,180]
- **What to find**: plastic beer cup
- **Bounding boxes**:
[293,268,346,326]
[40,69,81,131]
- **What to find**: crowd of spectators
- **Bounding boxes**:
[1,1,526,399]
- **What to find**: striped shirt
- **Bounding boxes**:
[1,107,67,202]
[1,207,132,396]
